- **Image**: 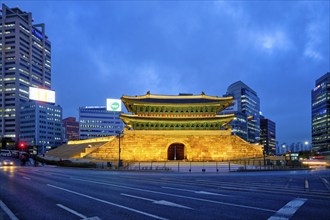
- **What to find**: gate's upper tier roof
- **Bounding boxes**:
[121,92,234,113]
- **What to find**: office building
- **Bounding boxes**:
[224,81,260,144]
[226,110,248,140]
[0,4,51,141]
[279,142,309,154]
[79,106,123,140]
[62,117,79,142]
[312,72,330,154]
[20,101,62,149]
[259,115,276,155]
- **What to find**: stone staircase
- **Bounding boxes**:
[85,136,118,160]
[46,141,108,159]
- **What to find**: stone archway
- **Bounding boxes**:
[167,143,185,160]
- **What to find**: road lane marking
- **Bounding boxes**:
[267,198,307,220]
[70,177,276,213]
[320,177,330,191]
[0,200,19,220]
[304,179,309,191]
[122,193,154,202]
[23,176,31,180]
[162,186,228,196]
[284,178,292,189]
[56,204,87,219]
[322,178,329,184]
[121,193,192,209]
[123,175,321,197]
[47,184,167,220]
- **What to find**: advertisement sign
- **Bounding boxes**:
[29,87,55,103]
[106,99,122,112]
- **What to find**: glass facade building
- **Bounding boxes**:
[224,81,260,144]
[79,106,124,140]
[227,111,248,141]
[312,72,330,154]
[20,101,62,148]
[0,4,51,141]
[260,115,276,155]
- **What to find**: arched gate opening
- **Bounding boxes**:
[167,143,185,160]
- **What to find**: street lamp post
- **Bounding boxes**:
[304,141,309,151]
[117,130,124,168]
[263,149,266,167]
[174,145,177,160]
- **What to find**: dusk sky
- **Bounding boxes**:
[3,0,329,145]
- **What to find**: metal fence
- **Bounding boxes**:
[96,159,305,172]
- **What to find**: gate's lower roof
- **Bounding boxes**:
[120,113,235,129]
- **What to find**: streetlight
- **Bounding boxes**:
[304,141,309,151]
[304,141,311,158]
[282,144,286,154]
[117,130,124,168]
[263,149,266,166]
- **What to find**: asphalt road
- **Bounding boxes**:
[0,163,329,220]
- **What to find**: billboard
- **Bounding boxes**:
[106,99,122,112]
[29,87,55,103]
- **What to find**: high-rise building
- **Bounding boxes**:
[224,81,260,143]
[0,4,51,141]
[62,117,79,142]
[79,106,123,140]
[311,72,330,154]
[20,101,62,150]
[259,115,276,155]
[225,110,248,140]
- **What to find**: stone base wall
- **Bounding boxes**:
[87,129,263,161]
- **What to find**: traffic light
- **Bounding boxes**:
[19,142,26,149]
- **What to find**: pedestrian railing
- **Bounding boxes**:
[105,159,304,172]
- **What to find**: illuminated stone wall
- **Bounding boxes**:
[87,129,263,161]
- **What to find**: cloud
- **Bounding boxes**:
[86,44,183,95]
[304,48,323,60]
[303,22,327,61]
[127,62,183,95]
[244,29,293,55]
[86,46,113,79]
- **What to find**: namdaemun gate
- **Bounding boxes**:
[48,93,263,161]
